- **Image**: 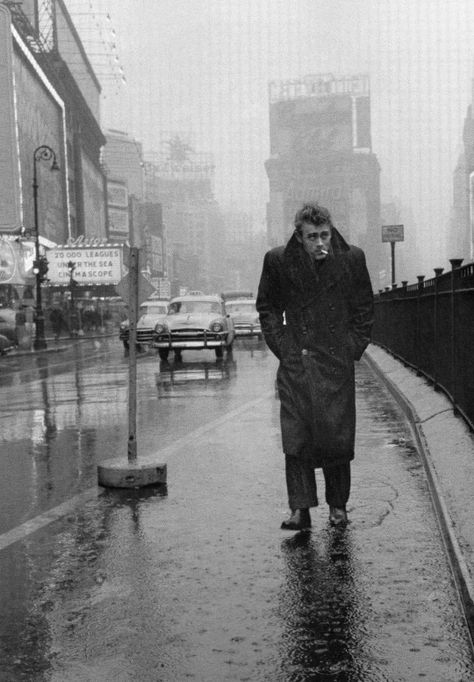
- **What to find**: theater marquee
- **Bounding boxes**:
[47,246,123,285]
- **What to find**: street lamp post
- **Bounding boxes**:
[33,145,59,351]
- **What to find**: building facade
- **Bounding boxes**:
[451,101,474,264]
[0,0,107,307]
[144,145,224,296]
[265,73,382,285]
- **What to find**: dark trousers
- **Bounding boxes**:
[285,454,351,510]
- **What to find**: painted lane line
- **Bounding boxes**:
[0,488,100,551]
[150,391,273,458]
[0,391,274,551]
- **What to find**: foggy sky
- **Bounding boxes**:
[68,0,474,279]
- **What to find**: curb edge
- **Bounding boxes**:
[363,348,474,650]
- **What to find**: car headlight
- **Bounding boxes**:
[154,323,166,334]
[210,321,224,332]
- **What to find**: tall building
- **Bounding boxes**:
[102,129,145,202]
[265,73,382,284]
[144,140,224,295]
[451,97,474,264]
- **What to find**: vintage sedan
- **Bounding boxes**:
[119,299,169,351]
[152,294,234,361]
[224,296,262,339]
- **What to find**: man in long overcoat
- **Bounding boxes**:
[256,203,374,530]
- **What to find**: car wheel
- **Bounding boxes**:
[158,349,169,361]
[215,346,224,358]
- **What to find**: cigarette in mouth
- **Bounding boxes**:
[320,249,328,255]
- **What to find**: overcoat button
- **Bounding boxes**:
[301,348,308,355]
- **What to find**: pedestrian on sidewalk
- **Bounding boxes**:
[49,306,67,342]
[256,202,374,530]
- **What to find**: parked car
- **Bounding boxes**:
[119,299,169,351]
[224,296,262,339]
[152,293,235,361]
[0,308,18,352]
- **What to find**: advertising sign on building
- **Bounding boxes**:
[48,246,123,285]
[0,7,22,233]
[0,237,35,284]
[14,38,67,242]
[108,207,129,235]
[150,277,171,299]
[81,151,106,238]
[107,180,128,207]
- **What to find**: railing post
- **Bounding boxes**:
[433,268,444,390]
[416,275,425,375]
[449,258,463,414]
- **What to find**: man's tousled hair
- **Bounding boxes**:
[294,203,333,233]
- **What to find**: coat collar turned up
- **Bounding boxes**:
[282,227,351,303]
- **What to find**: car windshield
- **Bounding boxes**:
[168,300,221,315]
[226,302,256,313]
[140,304,167,315]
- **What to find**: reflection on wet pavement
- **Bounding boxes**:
[279,529,363,680]
[0,342,473,680]
[156,358,237,397]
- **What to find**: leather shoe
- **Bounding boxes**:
[281,508,311,530]
[329,506,348,526]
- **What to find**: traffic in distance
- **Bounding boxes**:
[221,291,262,340]
[118,290,261,360]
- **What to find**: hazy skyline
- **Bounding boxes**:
[68,0,474,278]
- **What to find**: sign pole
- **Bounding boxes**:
[382,224,404,287]
[97,246,167,488]
[391,241,396,286]
[128,247,138,462]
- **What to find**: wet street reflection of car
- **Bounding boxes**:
[155,357,237,395]
[152,294,235,361]
[222,291,262,340]
[119,298,169,352]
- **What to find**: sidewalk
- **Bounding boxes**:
[5,331,115,357]
[365,344,474,629]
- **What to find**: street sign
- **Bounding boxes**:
[382,224,404,242]
[382,225,404,285]
[115,271,155,305]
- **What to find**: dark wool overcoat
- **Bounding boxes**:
[256,228,374,468]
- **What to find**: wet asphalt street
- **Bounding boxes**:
[0,337,473,681]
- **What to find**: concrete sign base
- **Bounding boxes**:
[98,458,167,488]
